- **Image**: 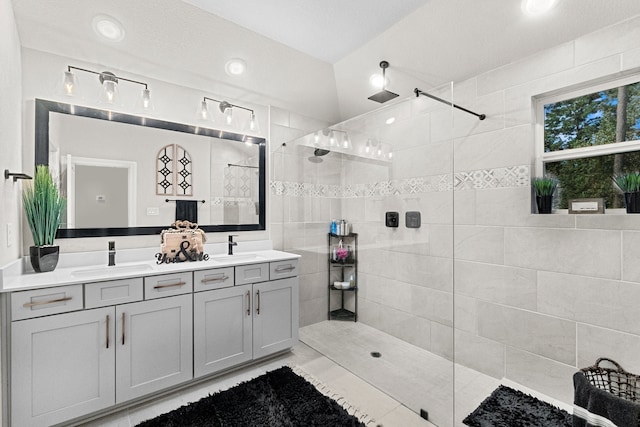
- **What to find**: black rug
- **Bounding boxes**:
[137,366,366,426]
[463,385,572,427]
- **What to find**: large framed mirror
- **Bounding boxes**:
[35,99,266,238]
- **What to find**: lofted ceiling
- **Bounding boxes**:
[11,0,640,124]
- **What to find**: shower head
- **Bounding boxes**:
[314,148,330,156]
[368,61,399,103]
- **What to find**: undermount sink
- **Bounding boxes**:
[211,253,265,263]
[71,263,153,277]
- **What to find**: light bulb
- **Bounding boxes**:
[313,131,320,145]
[342,134,352,150]
[63,71,76,96]
[329,130,336,146]
[198,100,210,121]
[365,139,371,154]
[103,80,117,104]
[140,88,153,111]
[224,107,233,125]
[244,112,260,134]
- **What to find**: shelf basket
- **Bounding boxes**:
[580,358,640,403]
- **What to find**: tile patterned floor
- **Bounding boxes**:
[79,336,433,426]
[78,320,570,426]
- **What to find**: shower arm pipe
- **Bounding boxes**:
[414,88,486,120]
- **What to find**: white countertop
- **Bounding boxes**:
[0,241,300,293]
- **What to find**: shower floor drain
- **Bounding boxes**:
[370,351,382,358]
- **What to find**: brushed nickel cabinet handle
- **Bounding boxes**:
[23,296,72,308]
[121,312,125,345]
[153,281,186,289]
[201,275,229,284]
[256,289,261,315]
[106,315,110,349]
[246,290,251,316]
[275,265,295,272]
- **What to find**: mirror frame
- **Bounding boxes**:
[35,99,266,238]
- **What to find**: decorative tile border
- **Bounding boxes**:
[270,165,529,198]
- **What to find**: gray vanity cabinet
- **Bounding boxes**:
[115,293,193,403]
[252,277,299,359]
[193,263,298,378]
[194,284,253,377]
[11,307,115,427]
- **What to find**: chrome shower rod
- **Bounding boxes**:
[414,88,486,120]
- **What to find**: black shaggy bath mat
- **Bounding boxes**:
[463,385,573,427]
[136,366,366,427]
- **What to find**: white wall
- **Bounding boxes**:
[0,0,23,266]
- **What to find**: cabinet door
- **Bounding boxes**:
[11,307,115,427]
[116,294,193,403]
[253,277,299,359]
[194,284,252,377]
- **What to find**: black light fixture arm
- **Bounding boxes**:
[202,96,254,114]
[67,65,149,89]
[414,88,486,120]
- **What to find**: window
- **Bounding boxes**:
[536,76,640,209]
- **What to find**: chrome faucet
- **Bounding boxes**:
[228,235,238,255]
[108,241,116,266]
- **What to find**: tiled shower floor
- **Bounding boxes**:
[299,320,573,426]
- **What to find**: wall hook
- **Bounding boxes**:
[4,170,32,182]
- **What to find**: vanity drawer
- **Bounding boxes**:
[144,272,193,299]
[11,285,84,321]
[85,278,144,308]
[269,259,298,280]
[235,263,269,285]
[194,266,235,292]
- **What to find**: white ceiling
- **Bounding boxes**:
[10,0,640,124]
[182,0,429,63]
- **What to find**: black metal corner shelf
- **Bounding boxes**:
[327,232,358,322]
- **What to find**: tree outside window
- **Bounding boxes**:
[540,79,640,209]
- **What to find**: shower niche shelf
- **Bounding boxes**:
[327,232,358,322]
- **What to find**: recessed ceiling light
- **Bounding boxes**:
[522,0,559,16]
[92,14,125,42]
[385,117,396,125]
[225,59,247,76]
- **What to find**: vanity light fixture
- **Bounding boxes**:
[199,97,260,134]
[62,65,153,111]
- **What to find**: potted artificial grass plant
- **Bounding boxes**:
[613,172,640,213]
[532,177,557,214]
[23,165,65,272]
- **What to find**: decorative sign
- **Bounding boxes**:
[155,240,209,264]
[569,198,605,214]
[157,220,207,263]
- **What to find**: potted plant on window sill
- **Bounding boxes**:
[532,177,558,214]
[22,165,66,272]
[613,172,640,214]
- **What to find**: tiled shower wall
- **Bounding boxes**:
[449,15,640,404]
[351,15,640,406]
[272,14,640,406]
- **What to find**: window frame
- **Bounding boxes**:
[534,74,640,212]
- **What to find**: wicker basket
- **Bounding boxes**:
[580,358,640,403]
